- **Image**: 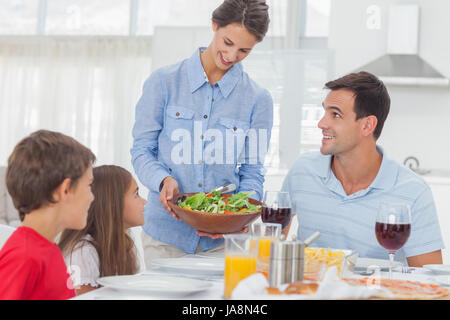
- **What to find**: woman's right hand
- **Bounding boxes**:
[159,176,180,220]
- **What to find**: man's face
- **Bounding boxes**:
[318,89,363,156]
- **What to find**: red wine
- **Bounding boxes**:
[261,207,291,230]
[375,222,411,252]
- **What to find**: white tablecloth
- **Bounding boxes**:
[72,258,445,300]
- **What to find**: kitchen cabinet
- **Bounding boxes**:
[424,174,450,264]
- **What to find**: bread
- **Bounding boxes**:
[266,287,282,295]
[266,281,319,295]
[284,281,319,295]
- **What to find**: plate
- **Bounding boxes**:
[423,264,450,275]
[431,275,450,287]
[97,274,213,296]
[193,251,224,259]
[354,258,402,271]
[151,257,224,276]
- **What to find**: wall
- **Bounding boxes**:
[328,0,450,171]
[328,0,450,261]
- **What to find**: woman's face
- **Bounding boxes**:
[123,178,146,229]
[210,22,258,71]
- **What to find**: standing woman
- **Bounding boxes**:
[131,0,273,264]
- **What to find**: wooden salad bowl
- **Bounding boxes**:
[168,193,262,234]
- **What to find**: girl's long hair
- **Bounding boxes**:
[59,165,138,277]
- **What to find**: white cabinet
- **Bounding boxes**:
[425,175,450,264]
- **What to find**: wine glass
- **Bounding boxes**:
[261,191,292,231]
[375,202,412,279]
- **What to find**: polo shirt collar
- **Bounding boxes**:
[316,145,398,192]
[187,47,243,98]
[314,153,333,180]
[369,146,398,190]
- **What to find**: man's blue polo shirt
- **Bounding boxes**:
[281,147,445,263]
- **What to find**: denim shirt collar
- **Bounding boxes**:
[187,47,243,98]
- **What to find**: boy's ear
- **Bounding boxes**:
[52,178,72,202]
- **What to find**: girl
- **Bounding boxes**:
[58,165,146,295]
[131,0,273,265]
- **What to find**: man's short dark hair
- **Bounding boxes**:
[325,71,390,139]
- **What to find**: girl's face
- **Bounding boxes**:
[123,178,146,229]
[210,22,258,71]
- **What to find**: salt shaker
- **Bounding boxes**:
[291,241,305,282]
[268,241,294,287]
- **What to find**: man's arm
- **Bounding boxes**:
[403,184,445,268]
[407,250,443,267]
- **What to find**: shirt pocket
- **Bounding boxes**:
[217,117,251,163]
[164,105,195,138]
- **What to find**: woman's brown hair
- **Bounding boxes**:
[212,0,270,42]
[59,165,138,277]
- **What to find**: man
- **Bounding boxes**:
[282,72,444,267]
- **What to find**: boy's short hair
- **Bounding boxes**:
[6,130,96,221]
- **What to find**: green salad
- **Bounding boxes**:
[177,190,261,214]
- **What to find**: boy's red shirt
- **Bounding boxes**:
[0,226,76,300]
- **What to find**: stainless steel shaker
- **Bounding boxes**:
[268,241,294,287]
[291,241,305,282]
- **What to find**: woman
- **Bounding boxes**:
[131,0,273,264]
[59,165,146,295]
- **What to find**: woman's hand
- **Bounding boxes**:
[159,176,180,220]
[196,226,249,239]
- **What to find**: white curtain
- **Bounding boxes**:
[0,37,152,174]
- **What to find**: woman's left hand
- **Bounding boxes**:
[196,226,249,239]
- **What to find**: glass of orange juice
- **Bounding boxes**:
[223,234,258,299]
[250,223,282,278]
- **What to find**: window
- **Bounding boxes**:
[0,0,39,34]
[304,0,330,38]
[0,0,332,191]
[45,0,130,35]
[136,0,222,35]
[0,0,290,36]
[243,50,330,175]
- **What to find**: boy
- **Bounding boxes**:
[0,130,96,299]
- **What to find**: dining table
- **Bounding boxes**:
[72,253,450,301]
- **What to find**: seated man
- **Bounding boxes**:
[282,71,444,267]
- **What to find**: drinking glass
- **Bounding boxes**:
[250,223,282,278]
[223,234,258,299]
[375,202,412,279]
[261,191,292,230]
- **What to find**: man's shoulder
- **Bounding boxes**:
[282,152,327,190]
[391,159,430,189]
[383,157,432,201]
[289,152,326,173]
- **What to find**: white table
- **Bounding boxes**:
[73,262,445,300]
